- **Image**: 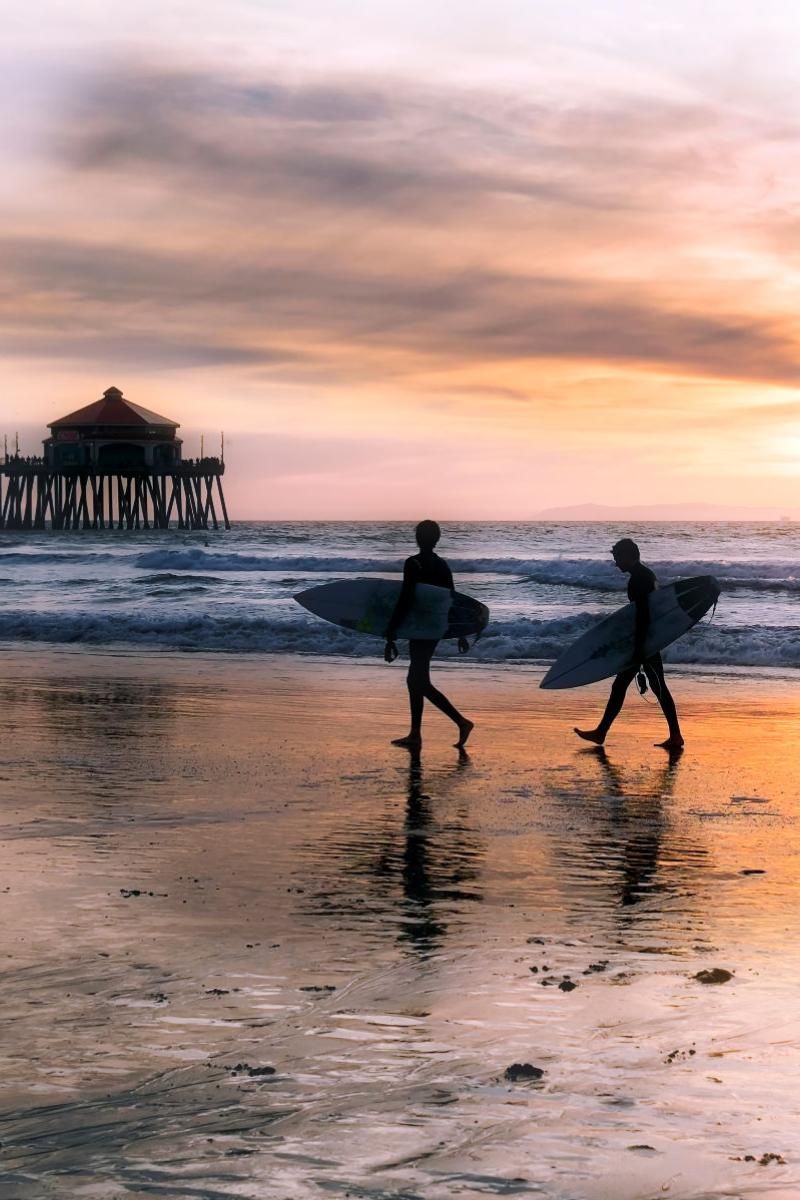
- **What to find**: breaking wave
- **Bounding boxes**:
[132,550,800,595]
[0,608,797,668]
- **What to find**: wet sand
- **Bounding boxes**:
[1,646,800,1199]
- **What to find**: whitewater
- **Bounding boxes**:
[1,520,799,669]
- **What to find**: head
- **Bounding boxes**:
[415,519,441,552]
[611,537,640,573]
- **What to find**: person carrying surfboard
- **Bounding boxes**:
[574,539,684,750]
[384,520,474,751]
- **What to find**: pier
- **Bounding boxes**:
[0,387,230,530]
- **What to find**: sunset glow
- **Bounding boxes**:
[3,1,800,517]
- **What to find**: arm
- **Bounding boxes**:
[443,562,469,654]
[384,558,418,641]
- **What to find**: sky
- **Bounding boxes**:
[3,0,800,518]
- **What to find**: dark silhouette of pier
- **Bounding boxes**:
[0,387,230,530]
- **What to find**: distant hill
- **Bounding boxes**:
[533,503,799,522]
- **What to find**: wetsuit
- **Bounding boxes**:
[385,551,466,735]
[596,562,681,740]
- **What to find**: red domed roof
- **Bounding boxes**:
[49,387,179,430]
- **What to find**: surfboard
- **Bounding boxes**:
[540,575,720,690]
[294,579,489,641]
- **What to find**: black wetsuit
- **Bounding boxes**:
[596,562,681,740]
[386,551,466,736]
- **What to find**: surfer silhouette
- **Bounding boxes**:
[574,539,684,751]
[384,520,474,750]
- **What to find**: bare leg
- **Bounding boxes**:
[392,640,473,748]
[392,639,434,747]
[423,683,473,747]
[645,655,684,747]
[574,667,637,745]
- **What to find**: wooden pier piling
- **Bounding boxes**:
[0,461,229,530]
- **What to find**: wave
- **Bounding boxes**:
[135,573,225,586]
[2,544,797,599]
[1,608,798,668]
[133,549,404,575]
[131,549,800,593]
[0,550,118,565]
[131,548,623,578]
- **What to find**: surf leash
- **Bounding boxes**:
[700,596,719,627]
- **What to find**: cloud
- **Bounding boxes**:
[1,232,797,385]
[2,58,798,392]
[60,62,734,221]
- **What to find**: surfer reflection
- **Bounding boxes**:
[384,520,474,750]
[590,746,681,909]
[398,747,479,955]
[400,747,446,950]
[575,539,684,751]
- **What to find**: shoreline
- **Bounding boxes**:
[3,637,800,686]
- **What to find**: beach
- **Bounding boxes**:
[2,645,800,1199]
[7,0,800,1187]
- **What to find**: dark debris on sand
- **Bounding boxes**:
[665,1045,696,1064]
[730,1152,786,1165]
[229,1063,277,1077]
[695,968,733,985]
[504,1063,545,1082]
[538,974,578,991]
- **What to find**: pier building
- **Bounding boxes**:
[0,387,229,530]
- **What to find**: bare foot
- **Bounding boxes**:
[574,727,605,745]
[391,734,421,749]
[655,736,684,751]
[454,719,474,749]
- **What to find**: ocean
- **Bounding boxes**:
[1,520,799,669]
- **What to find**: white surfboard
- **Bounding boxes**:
[540,575,720,690]
[295,579,489,641]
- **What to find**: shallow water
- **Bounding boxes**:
[1,649,799,1198]
[3,519,800,667]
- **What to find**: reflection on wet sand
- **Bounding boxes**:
[399,748,482,954]
[2,649,800,1199]
[543,743,713,946]
[592,745,679,909]
[301,746,483,957]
